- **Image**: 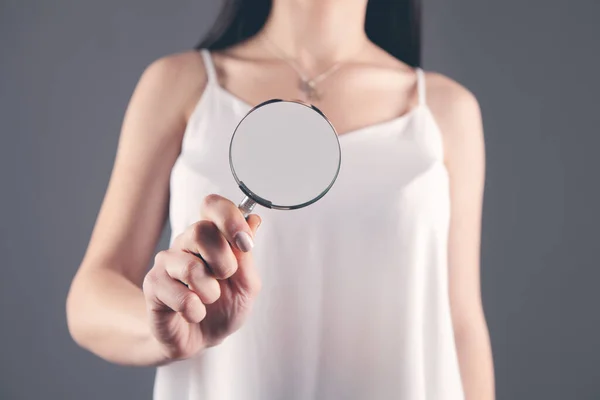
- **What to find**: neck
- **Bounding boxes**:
[258,0,369,69]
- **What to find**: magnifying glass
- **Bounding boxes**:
[229,99,342,218]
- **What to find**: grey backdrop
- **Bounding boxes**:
[1,0,598,399]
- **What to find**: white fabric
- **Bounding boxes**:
[154,49,464,400]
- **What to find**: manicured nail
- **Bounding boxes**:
[234,231,254,252]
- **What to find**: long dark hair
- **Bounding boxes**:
[195,0,421,67]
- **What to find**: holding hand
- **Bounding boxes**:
[142,194,262,362]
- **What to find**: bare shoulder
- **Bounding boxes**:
[141,50,205,87]
[424,72,482,126]
[134,50,208,121]
[422,71,484,162]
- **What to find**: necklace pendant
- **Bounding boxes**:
[300,79,320,101]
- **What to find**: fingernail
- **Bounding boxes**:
[234,231,254,252]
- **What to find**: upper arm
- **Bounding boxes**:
[426,73,487,331]
[79,51,207,284]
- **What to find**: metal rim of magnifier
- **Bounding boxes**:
[228,98,342,211]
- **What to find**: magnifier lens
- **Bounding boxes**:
[229,100,341,216]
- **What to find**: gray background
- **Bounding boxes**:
[1,0,598,399]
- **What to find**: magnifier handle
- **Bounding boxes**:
[238,196,257,219]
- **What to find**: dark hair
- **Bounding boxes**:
[195,0,421,67]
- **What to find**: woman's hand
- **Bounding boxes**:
[142,194,262,362]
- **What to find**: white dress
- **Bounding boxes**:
[154,49,465,400]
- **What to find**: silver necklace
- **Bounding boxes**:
[261,34,365,101]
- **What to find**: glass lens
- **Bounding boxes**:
[229,100,341,209]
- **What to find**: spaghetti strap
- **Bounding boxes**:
[199,49,218,83]
[415,68,426,106]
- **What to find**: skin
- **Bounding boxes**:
[66,0,495,398]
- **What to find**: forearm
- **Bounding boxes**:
[66,267,167,366]
[454,320,495,399]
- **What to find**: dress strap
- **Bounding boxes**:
[199,49,218,83]
[415,68,426,106]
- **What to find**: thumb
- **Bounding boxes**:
[246,214,262,237]
[229,213,262,296]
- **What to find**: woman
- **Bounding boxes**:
[66,0,495,399]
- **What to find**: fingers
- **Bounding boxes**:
[143,259,207,324]
[163,250,221,304]
[172,220,239,280]
[168,194,263,299]
[199,194,256,252]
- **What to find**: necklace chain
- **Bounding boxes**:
[260,34,365,101]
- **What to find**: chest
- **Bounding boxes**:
[170,107,449,242]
